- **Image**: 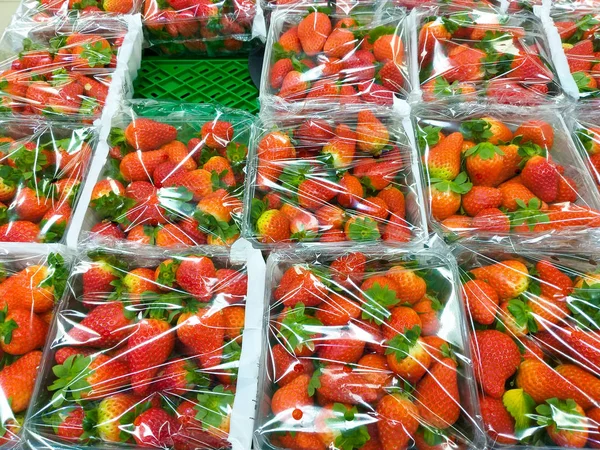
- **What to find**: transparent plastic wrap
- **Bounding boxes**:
[416,6,565,105]
[0,244,71,449]
[571,103,600,193]
[393,0,495,10]
[260,5,411,111]
[142,0,258,56]
[242,107,427,248]
[549,4,600,101]
[14,0,142,23]
[0,119,96,244]
[413,102,600,242]
[0,16,132,120]
[254,246,485,450]
[145,37,259,57]
[79,99,254,248]
[24,242,265,450]
[453,241,600,448]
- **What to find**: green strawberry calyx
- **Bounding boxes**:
[0,307,17,345]
[278,302,322,355]
[506,298,538,333]
[535,398,587,431]
[385,325,421,362]
[567,280,600,330]
[459,119,493,143]
[509,198,549,231]
[361,282,400,324]
[325,403,371,450]
[417,125,442,152]
[464,142,505,160]
[346,216,381,242]
[431,171,473,195]
[195,385,235,430]
[90,191,135,224]
[49,355,94,407]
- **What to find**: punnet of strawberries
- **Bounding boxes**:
[416,103,600,238]
[27,249,251,449]
[0,251,68,446]
[142,0,256,55]
[18,0,140,21]
[0,120,94,243]
[263,5,410,107]
[0,17,127,118]
[552,4,600,99]
[418,6,562,105]
[455,243,600,448]
[244,110,426,246]
[255,249,485,450]
[572,106,600,193]
[87,101,253,247]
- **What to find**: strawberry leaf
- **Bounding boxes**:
[573,71,596,92]
[464,142,505,159]
[90,192,135,224]
[278,302,322,355]
[42,253,68,300]
[307,363,322,396]
[417,125,442,152]
[0,307,17,345]
[195,385,235,430]
[459,119,493,143]
[367,25,397,45]
[361,282,400,324]
[346,216,380,242]
[567,281,600,330]
[385,325,421,362]
[250,198,267,226]
[279,162,311,190]
[535,398,586,431]
[80,41,113,68]
[49,355,93,407]
[326,403,371,450]
[575,128,595,153]
[431,171,473,195]
[10,145,47,178]
[507,298,537,333]
[503,388,536,434]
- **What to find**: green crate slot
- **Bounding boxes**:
[133,58,259,114]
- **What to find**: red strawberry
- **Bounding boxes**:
[462,186,503,217]
[415,357,460,428]
[377,394,419,450]
[279,71,309,101]
[425,132,464,180]
[0,350,41,413]
[175,255,217,301]
[536,260,573,299]
[270,373,313,416]
[521,155,559,202]
[68,302,133,348]
[274,265,328,307]
[132,407,177,447]
[297,12,332,56]
[463,279,499,325]
[124,118,177,151]
[270,58,293,89]
[323,27,355,58]
[566,40,594,73]
[177,306,224,370]
[96,393,139,442]
[471,208,510,233]
[82,260,119,307]
[120,149,169,182]
[127,318,175,395]
[316,329,365,363]
[271,343,314,386]
[444,45,486,82]
[510,51,553,82]
[479,395,517,444]
[317,363,378,405]
[330,252,366,288]
[278,26,302,53]
[297,178,338,210]
[201,120,233,150]
[471,330,521,398]
[56,406,85,441]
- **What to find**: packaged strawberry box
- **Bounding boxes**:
[414,103,600,240]
[417,6,563,105]
[81,100,254,247]
[254,247,485,450]
[25,244,265,450]
[571,104,600,193]
[0,17,133,119]
[0,246,70,447]
[15,0,142,23]
[0,119,95,244]
[551,5,600,100]
[260,5,410,109]
[142,0,256,56]
[454,242,600,448]
[242,108,427,247]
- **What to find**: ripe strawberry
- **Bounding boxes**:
[479,260,530,300]
[127,318,175,395]
[201,120,233,150]
[0,308,48,355]
[177,306,224,370]
[317,363,379,405]
[415,357,460,428]
[270,58,293,89]
[124,118,177,151]
[162,141,196,171]
[0,350,41,412]
[537,398,589,447]
[562,329,600,371]
[418,20,452,64]
[499,181,538,212]
[521,155,559,202]
[279,71,309,101]
[120,149,168,182]
[386,330,431,383]
[314,293,361,326]
[271,373,313,416]
[316,329,365,363]
[297,178,338,211]
[97,393,138,442]
[337,173,364,208]
[256,131,295,187]
[298,12,332,56]
[132,407,176,448]
[256,209,291,243]
[0,263,59,313]
[515,120,554,149]
[175,255,216,301]
[426,132,464,180]
[278,26,302,53]
[125,195,167,227]
[55,406,86,441]
[274,265,328,307]
[377,394,419,450]
[379,60,404,93]
[271,344,314,387]
[566,40,594,72]
[465,143,505,187]
[329,252,366,289]
[555,176,578,203]
[479,395,517,444]
[413,296,441,336]
[81,259,119,307]
[385,266,426,305]
[356,110,389,155]
[462,186,502,217]
[536,260,573,299]
[54,347,95,365]
[510,51,553,82]
[445,45,486,82]
[472,208,510,233]
[12,187,50,222]
[373,34,404,64]
[471,329,521,398]
[276,432,325,449]
[323,27,355,58]
[429,183,462,221]
[175,169,213,201]
[463,279,499,325]
[321,124,356,168]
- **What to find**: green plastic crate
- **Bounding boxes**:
[133,58,259,114]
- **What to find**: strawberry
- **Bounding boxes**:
[96,393,138,442]
[0,308,48,355]
[323,27,355,58]
[465,143,505,187]
[471,329,521,398]
[562,329,600,371]
[377,394,419,450]
[418,20,452,64]
[270,58,293,89]
[315,403,371,449]
[274,265,328,307]
[555,176,578,203]
[566,40,594,73]
[536,260,573,299]
[588,407,600,448]
[379,60,404,93]
[479,395,517,444]
[271,373,313,416]
[356,110,389,155]
[152,358,208,394]
[463,279,499,325]
[357,80,394,105]
[175,169,214,201]
[82,259,119,307]
[520,155,559,203]
[297,12,332,56]
[125,195,167,227]
[510,51,553,82]
[54,347,95,365]
[68,301,134,348]
[444,45,486,83]
[271,343,314,387]
[222,305,244,342]
[314,293,361,326]
[276,432,325,449]
[426,132,464,180]
[316,363,378,405]
[344,215,380,241]
[132,407,176,447]
[201,121,233,150]
[337,173,364,208]
[278,26,302,53]
[462,186,502,217]
[214,268,247,299]
[429,180,465,221]
[555,364,600,406]
[377,186,405,217]
[382,215,411,242]
[515,120,554,149]
[256,209,290,243]
[479,260,529,300]
[120,149,169,182]
[177,306,224,370]
[0,262,61,313]
[175,255,216,301]
[415,357,460,428]
[385,267,426,305]
[316,329,365,363]
[256,131,295,187]
[373,34,404,64]
[55,406,86,441]
[127,318,175,395]
[0,350,41,412]
[330,252,366,288]
[322,124,356,168]
[413,296,441,336]
[279,71,309,101]
[124,118,177,151]
[297,177,338,211]
[385,327,431,383]
[471,208,510,233]
[315,204,345,230]
[12,187,50,222]
[537,398,589,448]
[499,181,538,212]
[155,224,194,247]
